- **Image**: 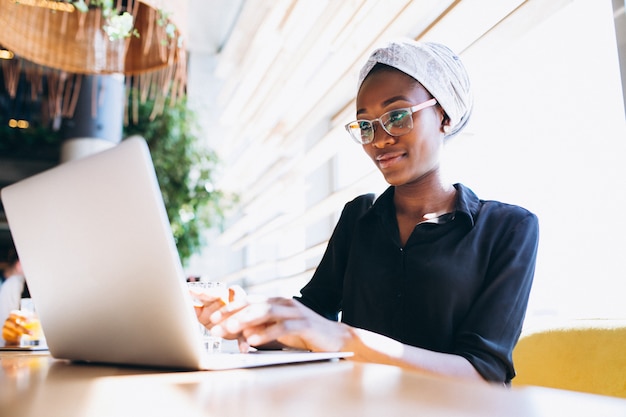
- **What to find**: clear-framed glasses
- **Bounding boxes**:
[344,98,438,145]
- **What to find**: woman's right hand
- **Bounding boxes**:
[2,311,32,345]
[209,296,350,353]
[193,285,252,351]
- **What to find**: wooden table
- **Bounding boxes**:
[1,351,626,417]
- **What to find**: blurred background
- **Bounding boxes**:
[1,0,625,326]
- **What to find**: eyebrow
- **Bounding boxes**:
[356,95,414,116]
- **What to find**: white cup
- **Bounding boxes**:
[18,298,46,347]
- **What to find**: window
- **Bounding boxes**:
[444,0,626,321]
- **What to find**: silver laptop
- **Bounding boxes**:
[1,137,351,369]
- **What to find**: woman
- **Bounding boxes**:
[0,249,27,328]
[0,248,31,345]
[195,39,539,384]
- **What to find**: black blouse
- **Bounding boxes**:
[296,184,539,383]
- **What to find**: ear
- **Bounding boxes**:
[441,114,451,135]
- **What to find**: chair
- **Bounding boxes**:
[512,319,626,398]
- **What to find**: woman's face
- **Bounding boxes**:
[356,68,445,187]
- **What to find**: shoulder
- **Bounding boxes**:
[473,200,539,255]
[0,275,25,291]
[0,275,24,301]
[331,192,381,238]
[480,199,537,223]
[455,184,537,226]
[340,193,376,219]
[478,199,538,234]
[345,193,376,209]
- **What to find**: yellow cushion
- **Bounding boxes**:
[512,320,626,398]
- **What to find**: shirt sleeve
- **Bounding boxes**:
[454,209,539,383]
[295,194,375,321]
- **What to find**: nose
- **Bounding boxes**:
[370,123,395,149]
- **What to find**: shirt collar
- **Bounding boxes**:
[368,183,480,228]
[453,183,479,227]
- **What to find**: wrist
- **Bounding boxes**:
[339,323,362,353]
[341,326,406,365]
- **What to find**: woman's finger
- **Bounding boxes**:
[2,315,32,344]
[237,335,251,353]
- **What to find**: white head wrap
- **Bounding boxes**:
[357,39,472,138]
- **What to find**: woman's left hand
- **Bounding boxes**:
[2,311,31,345]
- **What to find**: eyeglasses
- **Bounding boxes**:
[344,98,438,144]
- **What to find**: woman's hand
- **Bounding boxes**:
[196,290,484,381]
[2,311,32,345]
[209,297,351,353]
[192,285,251,351]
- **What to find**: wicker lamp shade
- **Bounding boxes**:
[0,0,185,75]
[0,0,187,122]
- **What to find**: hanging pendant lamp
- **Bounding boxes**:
[0,0,187,123]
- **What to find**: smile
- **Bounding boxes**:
[376,151,405,169]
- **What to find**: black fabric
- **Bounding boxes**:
[296,183,539,383]
[20,281,30,299]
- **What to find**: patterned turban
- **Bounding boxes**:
[357,39,473,138]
